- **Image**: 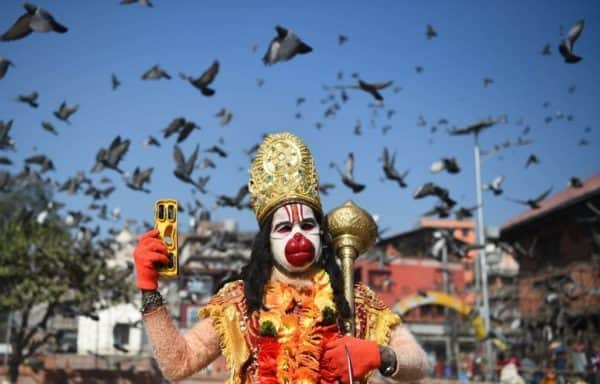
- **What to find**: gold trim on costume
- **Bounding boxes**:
[199,281,249,384]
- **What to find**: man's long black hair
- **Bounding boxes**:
[239,211,351,324]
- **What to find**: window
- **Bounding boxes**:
[368,270,392,292]
[113,323,130,346]
[55,330,77,353]
[354,268,362,283]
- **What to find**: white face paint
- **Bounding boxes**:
[270,203,322,273]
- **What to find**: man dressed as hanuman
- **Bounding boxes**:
[133,132,430,383]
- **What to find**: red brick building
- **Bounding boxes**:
[501,173,600,353]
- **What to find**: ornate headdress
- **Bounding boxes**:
[249,132,322,225]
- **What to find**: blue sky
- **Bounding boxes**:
[1,1,599,236]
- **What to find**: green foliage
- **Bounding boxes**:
[0,187,131,312]
[0,181,135,382]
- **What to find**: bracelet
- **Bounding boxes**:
[378,345,397,377]
[140,290,164,313]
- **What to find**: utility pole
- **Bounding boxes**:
[441,236,452,375]
[474,132,493,380]
[448,117,500,381]
[440,231,460,378]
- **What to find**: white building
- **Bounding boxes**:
[77,303,144,356]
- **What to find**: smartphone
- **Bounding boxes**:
[154,198,179,278]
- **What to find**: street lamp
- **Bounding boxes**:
[449,117,502,380]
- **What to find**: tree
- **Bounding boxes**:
[0,180,134,383]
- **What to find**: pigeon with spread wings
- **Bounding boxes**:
[263,25,312,65]
[216,185,250,210]
[381,147,409,188]
[125,167,153,193]
[16,91,39,108]
[330,153,365,193]
[1,3,68,41]
[559,19,584,63]
[54,101,78,124]
[506,187,553,209]
[335,80,393,103]
[179,60,219,96]
[0,57,15,80]
[142,65,171,80]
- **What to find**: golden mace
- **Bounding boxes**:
[327,201,377,336]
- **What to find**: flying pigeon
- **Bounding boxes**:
[120,0,153,7]
[176,121,199,143]
[506,187,553,209]
[0,120,15,150]
[425,24,437,39]
[111,73,121,90]
[41,121,58,135]
[558,19,584,63]
[483,77,494,87]
[163,117,186,138]
[413,182,456,207]
[143,135,160,147]
[483,176,504,196]
[25,154,54,173]
[448,118,498,136]
[0,57,15,80]
[92,136,130,174]
[541,43,551,55]
[330,153,365,193]
[125,166,153,193]
[335,80,393,103]
[1,3,68,41]
[263,25,312,65]
[173,144,206,191]
[141,65,171,80]
[53,101,78,123]
[205,145,228,158]
[381,147,409,188]
[216,185,250,210]
[525,154,540,168]
[318,183,335,196]
[215,108,233,127]
[16,91,39,108]
[179,60,219,96]
[430,157,460,174]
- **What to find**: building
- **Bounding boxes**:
[501,173,600,354]
[357,218,479,373]
[77,303,144,357]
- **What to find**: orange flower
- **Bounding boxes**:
[257,269,339,383]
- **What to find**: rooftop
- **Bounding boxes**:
[501,173,600,232]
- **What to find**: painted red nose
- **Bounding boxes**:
[284,232,315,267]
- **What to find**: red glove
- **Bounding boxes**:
[133,229,169,290]
[320,336,381,384]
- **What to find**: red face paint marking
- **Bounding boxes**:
[284,232,315,267]
[291,204,300,223]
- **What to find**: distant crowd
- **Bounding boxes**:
[431,340,600,384]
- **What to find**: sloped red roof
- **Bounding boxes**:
[501,173,600,231]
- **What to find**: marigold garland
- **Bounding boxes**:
[257,269,341,384]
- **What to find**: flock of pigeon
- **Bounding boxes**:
[0,3,595,246]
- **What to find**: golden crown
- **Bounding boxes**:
[249,132,322,225]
